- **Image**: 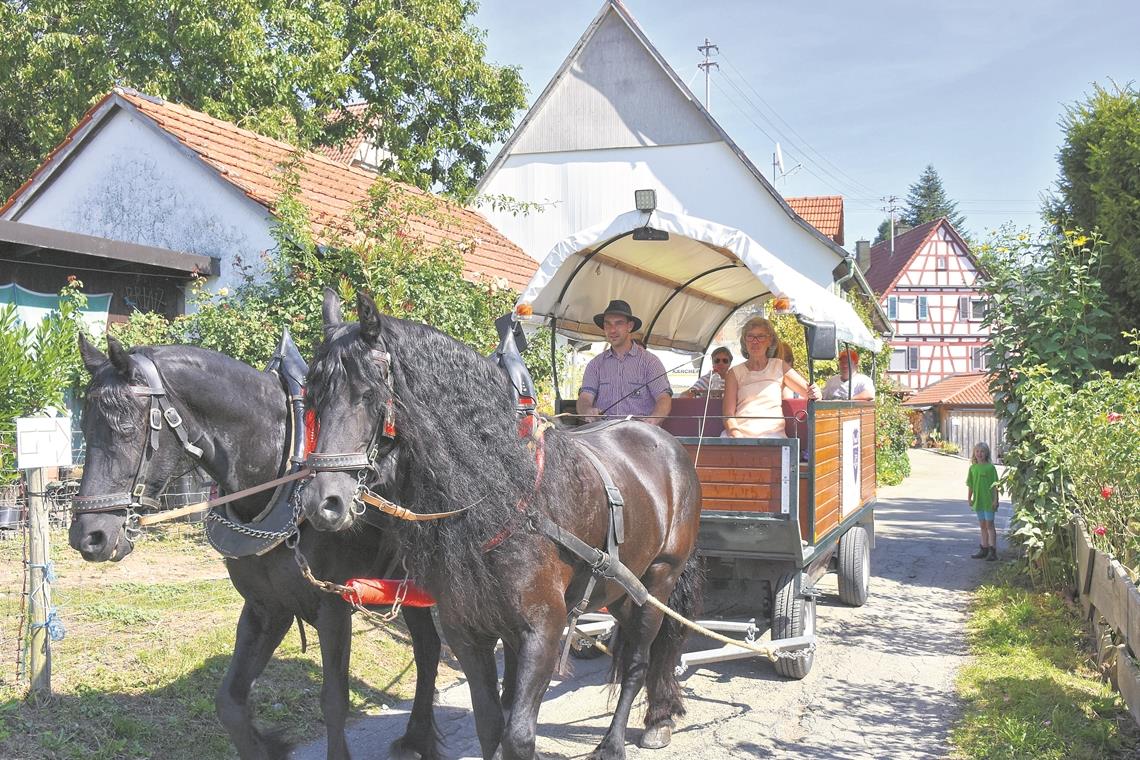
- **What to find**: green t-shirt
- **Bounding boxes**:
[966,462,1000,512]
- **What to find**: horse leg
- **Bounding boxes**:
[495,618,563,760]
[216,603,293,760]
[316,600,354,760]
[390,605,442,760]
[641,552,701,749]
[441,621,503,760]
[500,644,518,718]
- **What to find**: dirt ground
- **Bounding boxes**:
[293,449,1001,759]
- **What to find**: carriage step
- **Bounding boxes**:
[342,578,436,607]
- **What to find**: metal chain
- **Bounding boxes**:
[773,642,817,660]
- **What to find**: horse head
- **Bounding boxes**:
[69,334,202,561]
[302,288,402,532]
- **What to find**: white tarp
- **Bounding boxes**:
[516,210,882,352]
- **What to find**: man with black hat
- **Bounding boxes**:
[577,300,672,424]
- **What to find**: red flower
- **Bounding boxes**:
[1101,485,1115,500]
[66,274,77,283]
[1093,525,1107,537]
[1107,411,1124,423]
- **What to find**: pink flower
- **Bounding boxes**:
[1102,485,1115,500]
[1107,411,1124,423]
[66,274,77,283]
[1093,525,1107,537]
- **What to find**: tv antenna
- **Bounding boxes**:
[772,142,802,185]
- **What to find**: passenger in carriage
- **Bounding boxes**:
[723,316,819,438]
[577,300,672,425]
[822,349,876,401]
[685,346,733,398]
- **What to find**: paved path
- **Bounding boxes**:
[294,449,1005,759]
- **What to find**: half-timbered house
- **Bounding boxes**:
[863,218,988,391]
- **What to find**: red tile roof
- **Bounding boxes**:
[4,89,536,291]
[313,103,371,165]
[903,373,993,407]
[786,195,844,246]
[862,218,942,295]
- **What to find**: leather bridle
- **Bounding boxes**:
[72,354,205,528]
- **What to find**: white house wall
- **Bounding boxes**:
[7,106,276,293]
[883,227,989,389]
[480,141,841,287]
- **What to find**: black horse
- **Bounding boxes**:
[301,290,703,760]
[69,334,442,760]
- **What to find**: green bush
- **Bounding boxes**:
[876,393,912,485]
[0,278,88,482]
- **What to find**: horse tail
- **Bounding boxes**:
[643,549,703,728]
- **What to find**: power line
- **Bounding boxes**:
[697,38,719,110]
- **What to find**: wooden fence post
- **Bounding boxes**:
[26,467,51,702]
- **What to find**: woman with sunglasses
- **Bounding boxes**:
[723,316,820,438]
[685,346,734,398]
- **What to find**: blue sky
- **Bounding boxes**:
[473,0,1139,247]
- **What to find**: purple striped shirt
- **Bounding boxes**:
[580,343,672,418]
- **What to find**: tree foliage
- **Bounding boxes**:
[901,164,966,232]
[0,279,88,482]
[1050,82,1140,333]
[978,226,1117,581]
[0,0,525,199]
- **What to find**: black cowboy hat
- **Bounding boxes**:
[593,299,643,333]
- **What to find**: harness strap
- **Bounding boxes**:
[357,489,470,522]
[138,468,312,526]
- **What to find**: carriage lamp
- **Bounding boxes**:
[634,189,657,212]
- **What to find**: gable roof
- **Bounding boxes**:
[313,102,371,165]
[862,218,944,295]
[786,195,844,245]
[903,373,993,407]
[3,89,536,291]
[475,0,852,263]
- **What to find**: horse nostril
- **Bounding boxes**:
[82,531,107,554]
[318,495,344,522]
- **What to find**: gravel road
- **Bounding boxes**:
[294,449,1005,759]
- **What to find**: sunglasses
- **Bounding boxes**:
[712,357,731,364]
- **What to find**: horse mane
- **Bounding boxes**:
[311,317,542,629]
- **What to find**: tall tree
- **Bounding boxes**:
[0,0,525,199]
[1050,82,1140,330]
[901,164,967,231]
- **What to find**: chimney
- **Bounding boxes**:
[855,240,871,273]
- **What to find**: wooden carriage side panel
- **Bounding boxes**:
[860,405,877,503]
[684,443,783,514]
[798,481,810,541]
[813,408,841,541]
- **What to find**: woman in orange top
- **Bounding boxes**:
[723,316,819,438]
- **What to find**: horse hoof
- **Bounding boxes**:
[640,724,673,749]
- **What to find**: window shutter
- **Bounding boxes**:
[958,296,969,319]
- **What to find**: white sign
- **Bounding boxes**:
[16,417,73,470]
[841,418,861,518]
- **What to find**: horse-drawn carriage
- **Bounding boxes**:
[513,207,884,678]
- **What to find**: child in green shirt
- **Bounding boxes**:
[966,442,1000,561]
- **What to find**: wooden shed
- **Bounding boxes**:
[903,373,1004,460]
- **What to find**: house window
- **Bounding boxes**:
[898,297,917,321]
[917,296,928,319]
[890,348,907,371]
[936,256,948,271]
[959,296,987,320]
[887,296,898,320]
[972,347,989,370]
[891,347,919,371]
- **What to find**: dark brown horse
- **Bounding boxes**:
[300,290,703,760]
[69,334,441,760]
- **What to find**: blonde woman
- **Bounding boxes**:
[723,317,820,438]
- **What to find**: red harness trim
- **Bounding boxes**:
[483,420,546,552]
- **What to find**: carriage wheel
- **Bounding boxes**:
[837,526,871,607]
[569,626,613,660]
[771,571,815,680]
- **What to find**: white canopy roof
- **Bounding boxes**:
[516,210,882,353]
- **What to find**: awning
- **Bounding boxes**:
[516,210,882,353]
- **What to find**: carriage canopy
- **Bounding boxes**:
[515,210,882,354]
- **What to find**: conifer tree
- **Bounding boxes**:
[901,165,967,231]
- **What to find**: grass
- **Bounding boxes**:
[0,528,456,759]
[953,564,1140,759]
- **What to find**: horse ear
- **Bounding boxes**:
[106,335,135,379]
[78,333,107,375]
[322,287,343,330]
[357,291,383,342]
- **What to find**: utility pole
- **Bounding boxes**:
[881,195,901,256]
[697,38,719,110]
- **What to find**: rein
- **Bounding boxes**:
[135,468,312,527]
